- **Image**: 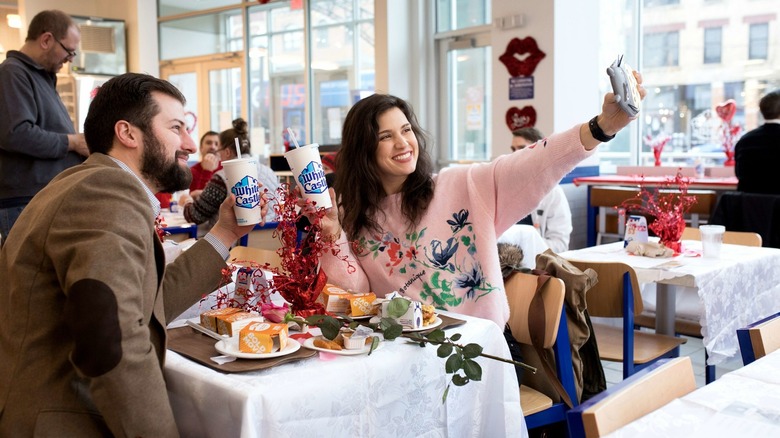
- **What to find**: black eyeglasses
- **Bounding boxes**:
[53,36,77,59]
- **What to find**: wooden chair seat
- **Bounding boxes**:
[520,385,553,416]
[592,324,686,364]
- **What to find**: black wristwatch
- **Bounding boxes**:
[588,116,616,142]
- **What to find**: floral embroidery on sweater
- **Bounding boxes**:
[354,209,497,308]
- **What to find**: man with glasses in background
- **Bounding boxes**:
[0,9,88,246]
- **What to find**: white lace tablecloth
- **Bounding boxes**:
[164,311,525,438]
[604,349,780,437]
[561,241,780,365]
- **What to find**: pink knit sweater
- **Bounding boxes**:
[320,126,593,327]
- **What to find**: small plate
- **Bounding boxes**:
[403,316,442,333]
[214,338,301,359]
[303,336,381,356]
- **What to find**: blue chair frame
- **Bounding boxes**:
[737,311,780,366]
[524,303,578,430]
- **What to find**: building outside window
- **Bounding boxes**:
[598,0,780,171]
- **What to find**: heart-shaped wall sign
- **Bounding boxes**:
[715,99,737,123]
[499,37,546,77]
[506,106,537,131]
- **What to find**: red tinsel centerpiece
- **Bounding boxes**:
[620,172,697,253]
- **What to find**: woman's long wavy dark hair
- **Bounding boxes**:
[334,94,434,240]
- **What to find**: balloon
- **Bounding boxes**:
[715,99,737,123]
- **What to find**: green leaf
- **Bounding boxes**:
[452,374,469,386]
[441,384,450,403]
[460,235,471,246]
[368,336,380,355]
[426,329,445,343]
[450,333,462,342]
[463,359,482,381]
[445,353,463,373]
[436,343,453,358]
[387,297,411,318]
[462,343,483,359]
[380,318,403,340]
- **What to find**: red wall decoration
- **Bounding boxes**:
[505,106,537,131]
[499,37,546,78]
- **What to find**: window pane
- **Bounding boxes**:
[248,3,305,155]
[436,0,490,33]
[749,23,769,60]
[311,0,353,25]
[447,46,491,161]
[703,27,721,64]
[159,10,243,60]
[158,0,240,18]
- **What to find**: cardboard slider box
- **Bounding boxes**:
[380,292,423,330]
[200,307,241,332]
[215,311,263,337]
[317,284,376,315]
[239,322,289,354]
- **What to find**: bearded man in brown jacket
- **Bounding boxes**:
[0,73,261,436]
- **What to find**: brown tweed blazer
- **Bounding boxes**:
[0,153,226,437]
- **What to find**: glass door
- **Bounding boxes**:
[161,53,246,158]
[438,32,492,166]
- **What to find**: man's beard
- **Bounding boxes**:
[140,130,192,193]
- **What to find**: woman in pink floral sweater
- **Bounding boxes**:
[318,84,644,331]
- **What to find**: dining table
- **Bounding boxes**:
[560,240,780,366]
[165,305,526,438]
[603,348,780,437]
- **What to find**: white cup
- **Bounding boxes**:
[700,225,725,258]
[284,143,332,209]
[221,157,263,226]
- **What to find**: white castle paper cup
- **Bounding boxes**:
[283,143,332,209]
[221,157,263,226]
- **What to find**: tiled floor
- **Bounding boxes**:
[601,334,745,389]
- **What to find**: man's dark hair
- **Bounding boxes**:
[512,127,544,143]
[759,89,780,120]
[25,10,74,41]
[84,73,186,154]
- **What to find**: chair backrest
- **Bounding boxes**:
[566,260,643,318]
[589,186,641,209]
[505,271,566,349]
[737,311,780,365]
[229,246,283,269]
[681,227,762,247]
[567,357,695,438]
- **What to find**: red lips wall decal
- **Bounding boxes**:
[506,106,537,131]
[499,37,546,77]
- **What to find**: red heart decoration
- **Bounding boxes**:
[499,37,546,77]
[505,106,537,131]
[715,100,737,123]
